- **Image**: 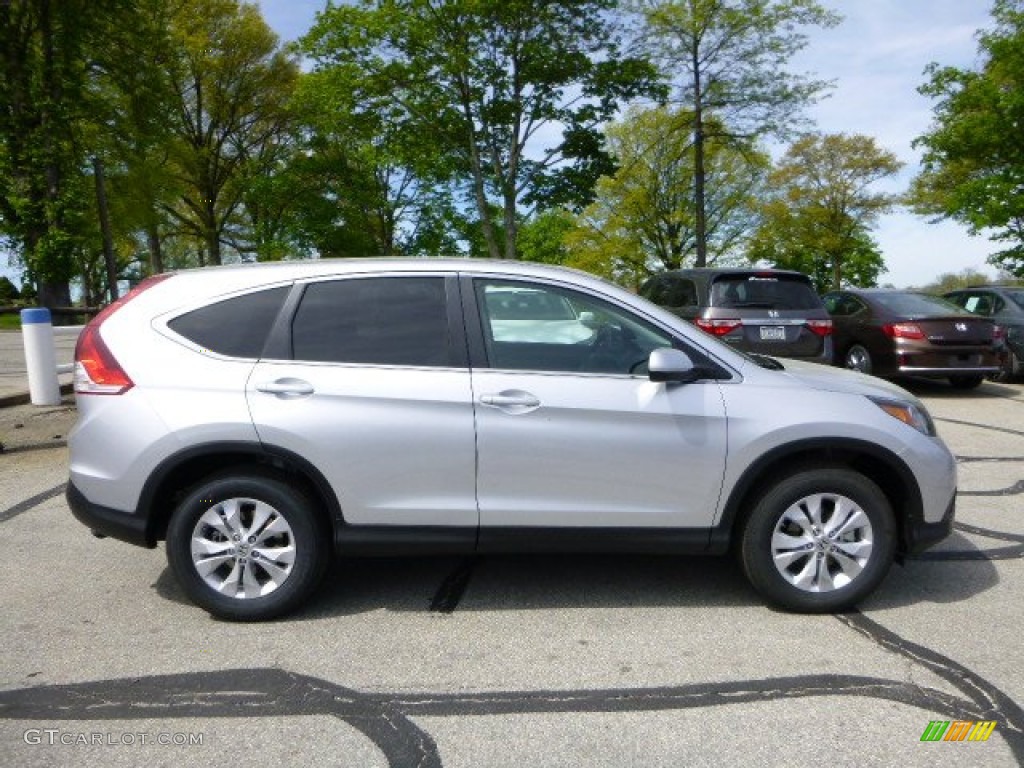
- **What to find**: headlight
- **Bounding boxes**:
[868,396,936,436]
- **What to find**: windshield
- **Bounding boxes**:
[871,292,971,316]
[484,289,577,320]
[710,274,821,310]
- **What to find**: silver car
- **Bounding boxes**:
[67,259,956,620]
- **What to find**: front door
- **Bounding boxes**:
[468,278,729,530]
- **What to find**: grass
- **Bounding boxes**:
[0,314,20,330]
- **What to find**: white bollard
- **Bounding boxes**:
[21,308,61,406]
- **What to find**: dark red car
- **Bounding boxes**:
[822,289,1002,389]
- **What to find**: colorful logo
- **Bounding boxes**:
[920,720,997,742]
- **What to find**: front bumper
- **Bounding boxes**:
[903,491,956,554]
[66,482,156,548]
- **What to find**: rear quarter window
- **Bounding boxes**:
[168,286,289,358]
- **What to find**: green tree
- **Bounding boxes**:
[517,208,576,265]
[161,0,298,266]
[750,133,901,291]
[281,67,465,259]
[913,267,995,295]
[0,275,20,303]
[912,0,1024,277]
[302,0,661,260]
[631,0,839,267]
[566,107,769,285]
[0,0,111,306]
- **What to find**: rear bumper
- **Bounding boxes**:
[897,366,1001,376]
[903,492,955,554]
[66,481,156,548]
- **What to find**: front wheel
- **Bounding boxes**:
[166,473,329,621]
[739,468,896,613]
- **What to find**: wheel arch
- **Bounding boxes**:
[713,438,923,555]
[139,441,342,546]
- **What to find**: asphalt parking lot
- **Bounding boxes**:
[0,378,1021,767]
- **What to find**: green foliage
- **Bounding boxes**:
[630,0,839,264]
[302,0,662,260]
[566,107,768,286]
[750,133,902,292]
[161,0,299,265]
[517,209,577,265]
[913,268,996,295]
[912,0,1024,277]
[0,0,120,295]
[0,276,20,303]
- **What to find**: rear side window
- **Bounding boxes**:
[710,275,821,311]
[169,286,288,358]
[291,277,451,366]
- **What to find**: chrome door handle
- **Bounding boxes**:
[255,378,314,398]
[479,390,541,413]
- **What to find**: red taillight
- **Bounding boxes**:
[882,322,925,340]
[806,318,833,337]
[695,317,742,336]
[74,274,172,395]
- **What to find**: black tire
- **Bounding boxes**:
[843,344,873,375]
[166,473,329,621]
[948,374,984,390]
[739,468,896,613]
[991,349,1020,383]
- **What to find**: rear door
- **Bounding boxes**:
[247,274,478,528]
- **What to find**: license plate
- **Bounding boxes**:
[759,326,786,341]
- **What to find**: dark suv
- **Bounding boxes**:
[639,268,833,364]
[943,285,1024,381]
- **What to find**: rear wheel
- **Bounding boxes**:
[991,349,1020,382]
[166,473,329,621]
[739,468,896,613]
[844,344,873,374]
[948,375,983,390]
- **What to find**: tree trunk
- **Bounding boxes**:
[92,156,119,300]
[146,221,164,274]
[691,46,708,269]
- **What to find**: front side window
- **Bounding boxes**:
[475,280,673,374]
[291,277,451,366]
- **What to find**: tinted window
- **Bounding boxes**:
[710,274,821,310]
[1004,289,1024,310]
[661,277,698,307]
[476,280,672,374]
[291,277,450,366]
[169,286,288,358]
[960,293,995,316]
[870,292,970,316]
[824,293,865,317]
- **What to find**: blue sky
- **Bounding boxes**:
[1,0,1000,289]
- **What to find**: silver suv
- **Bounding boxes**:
[67,260,955,620]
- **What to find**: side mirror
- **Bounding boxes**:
[648,347,701,384]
